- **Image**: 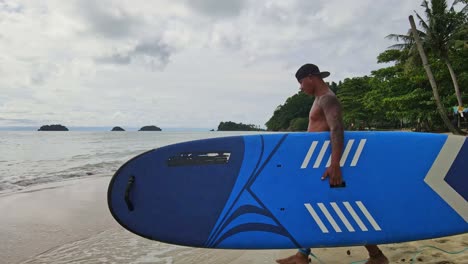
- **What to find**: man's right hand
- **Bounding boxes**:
[321,163,343,186]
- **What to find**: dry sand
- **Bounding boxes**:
[0,177,466,264]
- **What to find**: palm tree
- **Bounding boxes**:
[409,15,462,135]
[387,0,467,108]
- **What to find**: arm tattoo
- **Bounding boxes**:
[320,95,344,166]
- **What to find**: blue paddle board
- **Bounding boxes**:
[107,132,468,249]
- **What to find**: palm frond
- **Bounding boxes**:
[387,43,410,50]
[431,0,448,15]
[415,11,430,31]
[421,0,430,11]
[421,0,431,20]
[385,34,412,42]
[461,4,468,14]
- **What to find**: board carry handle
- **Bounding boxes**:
[330,181,346,188]
[125,176,136,211]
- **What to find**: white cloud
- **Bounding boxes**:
[185,0,247,18]
[0,0,427,129]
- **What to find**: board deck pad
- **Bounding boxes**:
[107,132,468,249]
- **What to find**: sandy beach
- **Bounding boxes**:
[0,176,466,264]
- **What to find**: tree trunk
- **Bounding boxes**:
[409,15,462,135]
[445,59,463,107]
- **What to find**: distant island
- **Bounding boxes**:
[111,126,125,131]
[217,121,264,131]
[38,124,69,131]
[139,125,162,131]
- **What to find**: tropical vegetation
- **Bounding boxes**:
[266,0,467,133]
[218,121,265,131]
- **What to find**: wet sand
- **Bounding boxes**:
[0,177,466,264]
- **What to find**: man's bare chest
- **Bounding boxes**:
[309,100,326,122]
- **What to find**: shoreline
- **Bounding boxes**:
[0,177,118,264]
[1,176,466,263]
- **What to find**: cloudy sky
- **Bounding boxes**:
[0,0,431,129]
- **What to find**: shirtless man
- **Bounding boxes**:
[276,64,389,264]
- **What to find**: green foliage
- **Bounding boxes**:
[217,121,264,131]
[289,117,309,131]
[336,77,374,127]
[265,1,467,132]
[377,49,405,63]
[417,0,466,58]
[265,91,314,131]
[265,40,467,132]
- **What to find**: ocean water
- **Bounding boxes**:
[2,130,276,264]
[0,131,261,194]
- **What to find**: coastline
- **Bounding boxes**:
[0,177,118,263]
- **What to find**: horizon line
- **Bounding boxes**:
[0,126,219,132]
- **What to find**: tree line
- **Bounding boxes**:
[218,121,265,131]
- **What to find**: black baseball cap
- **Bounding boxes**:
[295,63,330,82]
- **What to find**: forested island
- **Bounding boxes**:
[217,121,265,131]
[139,125,162,131]
[111,127,125,131]
[37,124,69,131]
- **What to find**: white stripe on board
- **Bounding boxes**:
[326,155,332,167]
[341,139,355,166]
[305,203,329,233]
[313,141,330,168]
[301,141,318,169]
[326,139,355,168]
[330,202,355,232]
[318,203,342,232]
[356,201,381,231]
[351,139,367,166]
[343,202,368,231]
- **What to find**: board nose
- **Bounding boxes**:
[108,136,246,247]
